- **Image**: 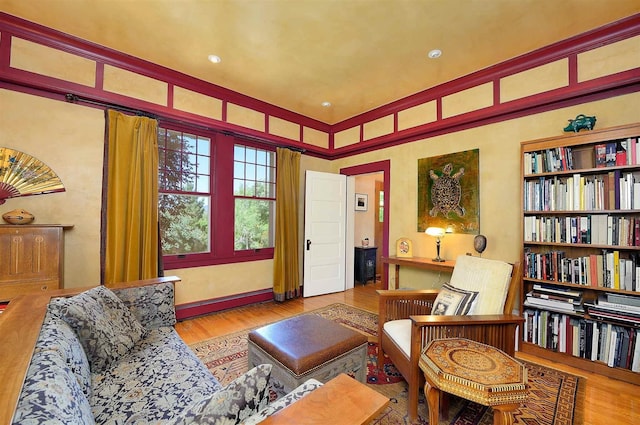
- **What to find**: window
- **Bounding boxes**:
[158,124,275,269]
[158,128,211,256]
[233,145,276,250]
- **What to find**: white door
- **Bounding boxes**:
[303,171,348,297]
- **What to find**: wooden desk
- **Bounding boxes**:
[260,373,389,425]
[382,256,455,288]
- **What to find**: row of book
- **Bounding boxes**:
[595,137,640,168]
[523,171,640,212]
[524,284,583,313]
[523,137,640,176]
[523,146,575,174]
[523,214,640,246]
[523,250,640,291]
[523,309,640,371]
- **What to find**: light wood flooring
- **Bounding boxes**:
[175,282,639,425]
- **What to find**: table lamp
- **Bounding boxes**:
[425,227,446,262]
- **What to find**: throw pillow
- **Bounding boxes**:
[170,364,272,425]
[52,285,147,372]
[431,283,478,316]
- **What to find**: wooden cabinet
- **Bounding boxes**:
[520,123,640,384]
[0,224,72,301]
[355,246,377,285]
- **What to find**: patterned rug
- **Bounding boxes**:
[189,303,584,425]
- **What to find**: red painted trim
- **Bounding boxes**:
[176,288,273,320]
[341,160,391,289]
[0,12,638,161]
[331,13,640,132]
[0,12,330,133]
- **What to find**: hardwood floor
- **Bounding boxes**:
[175,282,638,425]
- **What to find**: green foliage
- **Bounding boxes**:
[234,198,274,250]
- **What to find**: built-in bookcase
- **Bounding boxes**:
[520,123,640,385]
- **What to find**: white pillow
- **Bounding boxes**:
[431,283,478,316]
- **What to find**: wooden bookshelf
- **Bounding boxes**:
[520,123,640,385]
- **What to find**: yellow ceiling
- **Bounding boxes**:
[1,1,639,124]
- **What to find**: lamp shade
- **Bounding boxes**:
[425,227,446,238]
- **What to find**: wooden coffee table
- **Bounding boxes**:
[259,373,389,425]
[419,338,528,425]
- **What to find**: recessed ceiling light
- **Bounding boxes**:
[321,101,331,107]
[208,55,222,63]
[428,49,442,59]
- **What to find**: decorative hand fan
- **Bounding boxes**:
[0,148,65,205]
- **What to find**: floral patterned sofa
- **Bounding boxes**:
[9,279,322,424]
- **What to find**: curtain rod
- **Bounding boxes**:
[64,93,306,153]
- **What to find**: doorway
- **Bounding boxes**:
[341,160,390,289]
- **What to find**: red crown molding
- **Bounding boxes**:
[0,11,638,160]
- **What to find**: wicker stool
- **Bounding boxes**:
[419,338,528,425]
[248,315,368,394]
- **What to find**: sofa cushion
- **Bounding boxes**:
[91,327,222,424]
[35,308,92,398]
[112,281,176,329]
[52,285,147,372]
[12,349,95,425]
[449,255,513,314]
[169,364,272,425]
[431,283,478,315]
[243,378,324,425]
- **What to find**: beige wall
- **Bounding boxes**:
[1,89,639,302]
[331,92,640,289]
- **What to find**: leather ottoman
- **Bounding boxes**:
[247,315,368,394]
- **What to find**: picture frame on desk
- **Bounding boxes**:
[396,238,413,257]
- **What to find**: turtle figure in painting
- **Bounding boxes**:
[429,163,465,217]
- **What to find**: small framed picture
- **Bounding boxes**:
[355,193,368,211]
[396,238,413,257]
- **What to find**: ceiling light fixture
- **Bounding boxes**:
[321,101,331,107]
[428,49,442,59]
[208,54,222,64]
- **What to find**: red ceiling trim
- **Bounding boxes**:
[0,11,638,161]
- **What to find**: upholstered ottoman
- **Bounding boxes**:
[247,315,368,394]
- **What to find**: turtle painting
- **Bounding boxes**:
[429,163,465,217]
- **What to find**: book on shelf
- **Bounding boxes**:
[595,144,607,168]
[523,310,640,370]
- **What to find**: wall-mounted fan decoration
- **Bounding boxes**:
[0,148,65,205]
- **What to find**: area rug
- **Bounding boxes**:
[189,303,584,425]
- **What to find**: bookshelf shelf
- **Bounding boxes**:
[520,123,640,385]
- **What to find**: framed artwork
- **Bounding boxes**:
[417,149,480,234]
[355,193,368,211]
[396,238,413,257]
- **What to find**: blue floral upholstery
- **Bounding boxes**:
[169,364,272,425]
[12,283,323,425]
[112,282,176,329]
[91,327,222,424]
[243,379,324,425]
[12,349,95,425]
[52,286,148,372]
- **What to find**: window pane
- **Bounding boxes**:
[234,179,245,196]
[246,148,256,163]
[234,198,275,250]
[159,194,210,255]
[197,138,210,155]
[233,161,244,179]
[234,145,245,161]
[196,174,209,192]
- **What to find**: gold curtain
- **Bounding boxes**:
[273,147,301,301]
[102,110,159,285]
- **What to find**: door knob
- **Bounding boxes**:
[306,240,312,250]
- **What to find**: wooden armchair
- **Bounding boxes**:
[377,255,523,421]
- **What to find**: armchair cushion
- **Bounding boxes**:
[449,255,513,314]
[383,319,412,357]
[431,283,478,315]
